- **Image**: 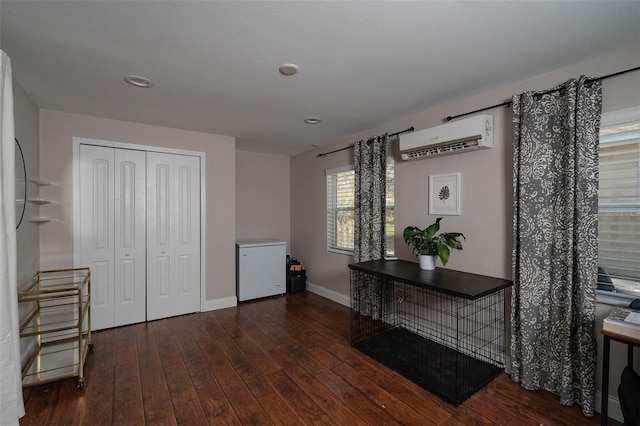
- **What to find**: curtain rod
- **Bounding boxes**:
[316,126,414,158]
[445,66,640,122]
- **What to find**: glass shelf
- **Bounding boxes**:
[28,178,52,186]
[28,198,52,205]
[22,336,90,387]
[29,216,52,223]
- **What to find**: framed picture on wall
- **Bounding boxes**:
[429,173,461,215]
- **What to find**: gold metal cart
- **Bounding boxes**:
[18,268,92,389]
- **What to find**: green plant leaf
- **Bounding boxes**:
[443,233,465,250]
[425,217,442,239]
[436,243,450,266]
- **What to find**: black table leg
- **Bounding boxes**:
[601,335,611,426]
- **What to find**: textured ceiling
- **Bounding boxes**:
[2,1,639,155]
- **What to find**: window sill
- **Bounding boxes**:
[328,247,354,256]
[596,290,638,307]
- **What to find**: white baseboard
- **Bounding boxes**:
[201,296,237,312]
[596,390,623,423]
[306,281,351,307]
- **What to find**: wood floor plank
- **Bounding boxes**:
[256,390,305,425]
[152,322,209,426]
[214,311,282,375]
[19,292,619,426]
[490,374,602,426]
[195,383,243,426]
[115,325,138,365]
[332,361,436,426]
[135,324,177,426]
[264,369,334,425]
[194,319,270,425]
[20,381,62,426]
[463,380,550,426]
[461,386,519,425]
[451,404,499,426]
[48,378,86,426]
[76,365,115,425]
[113,361,144,424]
[90,327,117,370]
[208,315,274,399]
[280,361,369,426]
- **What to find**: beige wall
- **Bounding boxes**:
[38,109,236,303]
[13,78,39,286]
[236,150,290,248]
[291,44,640,414]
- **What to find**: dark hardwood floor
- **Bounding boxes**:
[21,292,618,425]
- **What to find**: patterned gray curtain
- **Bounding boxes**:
[511,76,602,417]
[354,134,388,263]
[352,135,387,319]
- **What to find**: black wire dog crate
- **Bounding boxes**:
[349,260,512,405]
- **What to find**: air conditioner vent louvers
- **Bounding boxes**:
[404,140,480,159]
[399,115,493,160]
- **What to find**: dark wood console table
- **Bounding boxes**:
[349,259,512,405]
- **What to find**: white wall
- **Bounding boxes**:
[38,109,236,304]
[236,150,290,248]
[290,44,640,417]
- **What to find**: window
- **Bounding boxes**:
[326,166,355,254]
[597,106,640,301]
[326,159,395,256]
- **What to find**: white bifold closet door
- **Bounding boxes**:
[146,152,201,321]
[79,144,146,330]
[79,145,201,330]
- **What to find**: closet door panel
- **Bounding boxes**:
[146,152,176,321]
[147,152,200,321]
[156,256,171,298]
[174,155,200,312]
[79,144,115,331]
[91,261,111,310]
[114,149,146,327]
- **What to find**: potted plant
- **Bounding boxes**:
[403,217,465,270]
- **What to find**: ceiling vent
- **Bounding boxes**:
[399,115,493,160]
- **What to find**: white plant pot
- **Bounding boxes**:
[418,255,436,270]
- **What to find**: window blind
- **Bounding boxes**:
[326,168,355,253]
[598,111,640,297]
[326,158,395,256]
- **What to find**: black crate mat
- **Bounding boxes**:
[353,327,502,405]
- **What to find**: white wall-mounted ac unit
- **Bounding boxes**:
[399,115,493,160]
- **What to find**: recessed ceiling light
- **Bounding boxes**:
[279,63,300,76]
[124,75,153,88]
[304,117,321,124]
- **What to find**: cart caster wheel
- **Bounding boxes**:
[77,381,85,390]
[89,343,94,351]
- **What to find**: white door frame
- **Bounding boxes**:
[72,137,207,313]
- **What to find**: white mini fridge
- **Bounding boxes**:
[236,239,286,301]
